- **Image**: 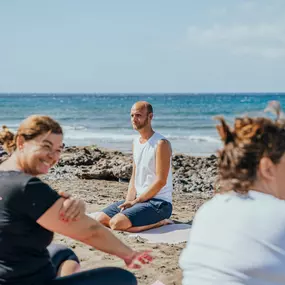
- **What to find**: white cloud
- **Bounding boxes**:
[210,1,256,17]
[239,0,256,12]
[233,46,285,59]
[187,23,285,58]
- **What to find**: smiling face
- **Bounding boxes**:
[18,132,64,175]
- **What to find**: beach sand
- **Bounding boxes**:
[41,146,216,285]
[48,179,210,285]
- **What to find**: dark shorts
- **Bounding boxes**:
[48,267,137,285]
[102,198,172,227]
[45,245,137,285]
[47,244,80,273]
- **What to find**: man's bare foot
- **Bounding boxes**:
[159,219,174,226]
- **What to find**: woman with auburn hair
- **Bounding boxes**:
[180,105,285,285]
[0,123,87,278]
[0,115,151,285]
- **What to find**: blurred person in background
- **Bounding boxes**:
[180,103,285,285]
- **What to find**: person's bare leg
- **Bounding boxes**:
[57,260,81,277]
[109,213,172,232]
[95,212,111,227]
[126,219,173,233]
[109,213,132,230]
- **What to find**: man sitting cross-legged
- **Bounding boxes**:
[96,101,173,233]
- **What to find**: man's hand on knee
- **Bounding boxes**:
[118,200,137,211]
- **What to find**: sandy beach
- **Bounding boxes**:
[41,146,217,285]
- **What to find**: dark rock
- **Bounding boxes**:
[44,146,218,195]
[76,169,116,180]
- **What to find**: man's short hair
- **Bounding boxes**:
[146,103,153,114]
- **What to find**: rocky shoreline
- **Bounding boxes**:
[46,145,218,197]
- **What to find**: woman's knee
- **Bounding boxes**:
[47,244,80,272]
[57,260,81,277]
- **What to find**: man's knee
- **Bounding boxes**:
[109,214,132,231]
[95,212,111,226]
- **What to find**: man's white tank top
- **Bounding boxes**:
[133,132,173,203]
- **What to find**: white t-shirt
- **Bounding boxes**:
[180,190,285,285]
[133,132,173,203]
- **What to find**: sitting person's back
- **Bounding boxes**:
[180,190,285,285]
[180,111,285,285]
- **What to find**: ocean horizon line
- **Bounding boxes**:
[1,92,285,97]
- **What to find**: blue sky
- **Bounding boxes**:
[1,0,285,93]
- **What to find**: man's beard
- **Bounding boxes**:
[134,117,149,130]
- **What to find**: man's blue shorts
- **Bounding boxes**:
[102,198,172,227]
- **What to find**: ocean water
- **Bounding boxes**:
[0,93,284,156]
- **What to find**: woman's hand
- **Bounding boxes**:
[123,251,153,269]
[58,191,86,223]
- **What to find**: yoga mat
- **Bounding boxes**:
[128,223,191,244]
[87,212,191,244]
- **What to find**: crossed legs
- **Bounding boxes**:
[96,212,169,233]
[96,199,172,232]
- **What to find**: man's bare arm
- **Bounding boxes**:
[135,139,171,203]
[125,161,137,201]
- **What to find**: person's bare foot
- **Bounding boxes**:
[159,219,174,226]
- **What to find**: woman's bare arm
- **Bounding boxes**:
[37,198,134,260]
